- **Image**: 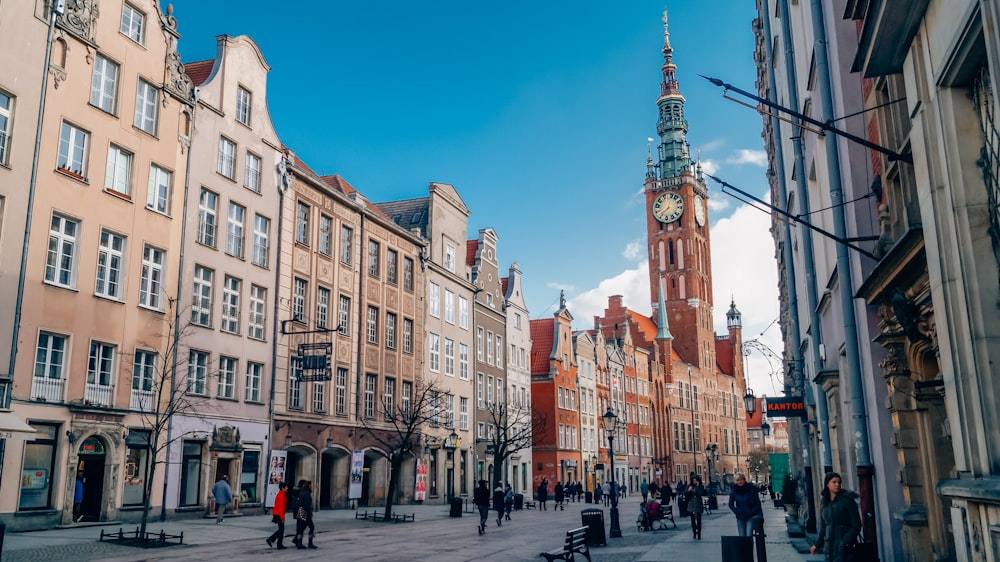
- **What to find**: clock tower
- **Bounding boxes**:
[645,10,715,370]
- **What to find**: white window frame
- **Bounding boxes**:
[295,201,310,245]
[0,91,12,166]
[34,332,67,380]
[252,214,269,267]
[45,214,78,288]
[120,3,145,44]
[460,397,469,430]
[221,275,241,334]
[335,367,347,415]
[245,361,262,402]
[338,295,351,336]
[292,278,307,322]
[459,343,469,380]
[226,202,245,258]
[248,284,266,340]
[244,151,261,192]
[217,136,235,178]
[95,229,126,300]
[318,214,332,255]
[340,225,353,265]
[104,144,132,196]
[428,333,440,372]
[444,337,455,376]
[90,54,119,113]
[58,122,89,177]
[445,243,456,272]
[217,355,236,399]
[428,282,440,318]
[459,297,468,329]
[383,377,395,421]
[138,244,165,310]
[403,318,413,354]
[146,164,171,214]
[187,350,208,395]
[235,86,251,126]
[316,286,330,329]
[134,79,157,134]
[366,306,379,344]
[364,374,376,418]
[385,311,396,349]
[191,265,213,327]
[444,290,454,324]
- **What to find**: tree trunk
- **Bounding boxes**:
[138,437,159,538]
[383,456,402,520]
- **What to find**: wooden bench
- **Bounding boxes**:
[355,509,414,523]
[539,527,591,562]
[523,500,537,510]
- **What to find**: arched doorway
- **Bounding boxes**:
[361,449,386,507]
[320,447,351,508]
[77,436,107,522]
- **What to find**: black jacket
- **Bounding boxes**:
[299,490,313,519]
[493,488,506,511]
[728,482,763,521]
[814,491,862,560]
[474,485,491,507]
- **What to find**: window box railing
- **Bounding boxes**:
[84,383,114,407]
[31,377,65,402]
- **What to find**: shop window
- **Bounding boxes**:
[123,430,150,505]
[241,450,260,504]
[19,423,59,510]
[179,441,202,506]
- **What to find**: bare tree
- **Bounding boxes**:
[481,401,546,490]
[357,379,441,520]
[124,302,212,538]
[746,447,776,485]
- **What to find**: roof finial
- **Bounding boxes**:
[662,9,671,52]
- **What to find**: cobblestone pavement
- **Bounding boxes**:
[2,495,824,562]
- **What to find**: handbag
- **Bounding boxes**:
[295,506,306,521]
[843,539,877,562]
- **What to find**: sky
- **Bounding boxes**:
[168,1,784,395]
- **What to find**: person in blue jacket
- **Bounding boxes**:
[728,472,764,537]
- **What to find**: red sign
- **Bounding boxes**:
[765,397,806,418]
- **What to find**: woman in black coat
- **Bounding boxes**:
[492,484,506,527]
[293,480,316,549]
[810,472,862,562]
[537,479,549,511]
[684,475,706,540]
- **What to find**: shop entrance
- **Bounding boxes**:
[77,437,107,522]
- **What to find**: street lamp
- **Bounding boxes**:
[602,408,622,538]
[443,430,460,501]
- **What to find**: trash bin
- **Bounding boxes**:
[513,493,524,510]
[678,497,688,517]
[450,497,463,517]
[585,491,593,503]
[581,508,607,547]
[721,536,754,562]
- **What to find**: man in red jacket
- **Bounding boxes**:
[266,482,289,549]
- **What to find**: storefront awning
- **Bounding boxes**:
[0,411,37,440]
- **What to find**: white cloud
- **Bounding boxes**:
[623,240,643,261]
[700,159,719,176]
[726,149,767,167]
[546,281,576,294]
[697,139,726,153]
[566,200,782,395]
[707,197,731,213]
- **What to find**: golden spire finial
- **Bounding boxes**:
[662,9,671,51]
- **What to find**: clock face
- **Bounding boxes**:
[694,195,706,226]
[653,192,684,223]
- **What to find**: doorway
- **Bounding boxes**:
[77,437,107,522]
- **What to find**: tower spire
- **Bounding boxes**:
[661,10,680,98]
[655,9,690,179]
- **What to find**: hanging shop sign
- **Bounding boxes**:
[764,396,806,418]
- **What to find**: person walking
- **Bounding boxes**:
[554,481,565,510]
[474,480,491,535]
[685,475,706,540]
[266,482,289,549]
[493,483,506,527]
[677,480,688,517]
[729,472,764,537]
[810,472,862,562]
[537,479,549,511]
[504,485,514,521]
[602,482,611,506]
[640,479,650,503]
[73,474,85,522]
[212,474,233,524]
[294,480,317,549]
[594,482,602,505]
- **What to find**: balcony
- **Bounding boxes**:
[31,376,65,402]
[130,388,154,411]
[84,383,114,407]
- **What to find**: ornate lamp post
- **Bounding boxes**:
[602,409,622,538]
[443,430,460,501]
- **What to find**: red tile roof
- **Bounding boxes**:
[466,240,478,266]
[530,318,554,374]
[715,336,734,376]
[746,400,763,427]
[501,277,509,296]
[184,60,214,87]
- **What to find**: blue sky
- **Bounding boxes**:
[169,1,784,393]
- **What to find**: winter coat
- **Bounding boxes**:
[685,484,706,515]
[814,491,862,562]
[554,483,565,502]
[537,482,549,501]
[272,489,287,521]
[474,484,491,507]
[728,482,764,521]
[493,487,506,512]
[299,489,314,519]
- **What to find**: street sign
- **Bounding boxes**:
[764,396,806,418]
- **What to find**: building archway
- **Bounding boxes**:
[361,448,387,507]
[76,435,108,522]
[320,446,351,508]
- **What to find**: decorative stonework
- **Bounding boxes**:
[156,2,196,106]
[210,425,243,453]
[57,0,99,45]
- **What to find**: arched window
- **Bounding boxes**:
[668,240,675,265]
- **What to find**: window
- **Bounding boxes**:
[385,312,397,349]
[242,151,262,192]
[248,284,266,340]
[338,295,350,336]
[364,374,376,418]
[0,91,12,165]
[179,441,203,506]
[340,225,353,265]
[318,214,332,255]
[146,164,171,214]
[235,86,251,125]
[367,239,380,278]
[104,144,132,196]
[186,350,208,395]
[221,276,241,334]
[403,318,413,354]
[120,3,144,43]
[217,137,235,178]
[295,201,310,245]
[226,202,245,258]
[459,297,468,329]
[316,286,330,329]
[429,282,440,317]
[252,214,269,267]
[383,377,395,420]
[444,337,455,376]
[403,257,414,292]
[444,243,457,272]
[288,373,302,410]
[218,356,236,399]
[477,373,484,408]
[197,189,218,247]
[240,449,260,504]
[445,290,454,323]
[313,381,326,413]
[245,361,262,402]
[45,214,78,287]
[335,367,347,415]
[90,55,119,113]
[486,376,494,406]
[428,333,440,372]
[514,313,521,330]
[401,381,412,420]
[19,424,58,510]
[476,328,484,361]
[34,332,67,381]
[459,343,469,380]
[386,249,398,284]
[460,397,469,430]
[292,278,307,322]
[139,245,164,310]
[131,350,155,409]
[123,429,151,505]
[495,336,503,368]
[134,80,157,134]
[95,230,125,299]
[366,306,379,344]
[58,122,89,177]
[191,265,213,326]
